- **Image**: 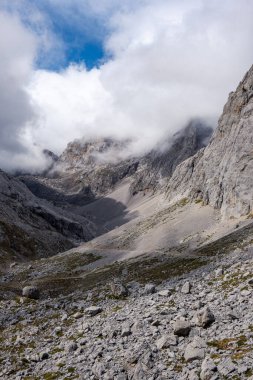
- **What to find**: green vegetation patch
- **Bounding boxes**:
[208,335,252,360]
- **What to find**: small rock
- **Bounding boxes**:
[181,281,191,294]
[85,306,103,316]
[194,307,215,328]
[158,289,170,297]
[110,282,129,297]
[155,334,178,349]
[217,358,235,377]
[144,284,156,295]
[188,369,200,380]
[214,268,223,276]
[22,286,40,300]
[92,362,106,377]
[40,352,49,360]
[73,312,83,319]
[65,342,78,353]
[54,326,62,335]
[200,358,217,380]
[121,324,131,337]
[174,320,191,337]
[184,336,206,362]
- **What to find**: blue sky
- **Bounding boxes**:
[2,0,109,70]
[34,1,107,70]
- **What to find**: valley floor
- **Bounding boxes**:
[1,244,253,379]
[1,182,253,379]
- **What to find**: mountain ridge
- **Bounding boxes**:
[166,64,253,218]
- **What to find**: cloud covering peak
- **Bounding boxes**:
[0,0,253,172]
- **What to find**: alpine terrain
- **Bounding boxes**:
[1,66,253,380]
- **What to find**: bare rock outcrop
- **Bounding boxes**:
[167,65,253,218]
[0,170,95,264]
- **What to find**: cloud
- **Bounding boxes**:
[1,0,253,171]
[0,11,39,170]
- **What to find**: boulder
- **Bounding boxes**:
[184,336,206,362]
[200,358,217,380]
[85,306,103,317]
[217,358,236,377]
[156,334,178,349]
[22,286,40,300]
[181,281,192,294]
[110,282,129,297]
[144,284,156,295]
[193,307,215,328]
[174,320,191,337]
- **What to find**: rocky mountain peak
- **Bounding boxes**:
[54,137,129,174]
[167,64,253,218]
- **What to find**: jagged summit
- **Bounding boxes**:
[166,64,253,218]
[21,121,212,200]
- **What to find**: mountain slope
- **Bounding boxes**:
[20,121,212,203]
[166,65,253,218]
[0,170,95,267]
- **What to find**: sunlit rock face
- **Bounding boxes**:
[167,65,253,218]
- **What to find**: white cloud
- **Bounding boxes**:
[1,0,253,171]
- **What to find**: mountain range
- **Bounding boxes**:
[1,65,253,380]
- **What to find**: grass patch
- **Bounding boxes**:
[43,372,62,380]
[208,335,252,360]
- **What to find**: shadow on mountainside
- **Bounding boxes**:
[19,175,139,238]
[78,196,139,234]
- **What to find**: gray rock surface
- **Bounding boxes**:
[22,286,40,300]
[184,336,206,362]
[174,320,192,337]
[167,65,253,218]
[0,169,95,264]
[0,247,253,379]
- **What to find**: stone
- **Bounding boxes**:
[40,352,49,361]
[92,362,106,377]
[132,361,150,380]
[214,268,223,276]
[217,358,236,377]
[155,334,178,349]
[73,312,83,319]
[22,286,40,300]
[85,306,103,316]
[158,289,170,297]
[184,336,206,362]
[121,324,131,337]
[200,358,217,380]
[181,281,191,294]
[193,307,215,328]
[65,342,78,353]
[188,369,200,380]
[174,320,191,337]
[144,284,156,295]
[110,282,129,297]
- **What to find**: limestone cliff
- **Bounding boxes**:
[166,65,253,218]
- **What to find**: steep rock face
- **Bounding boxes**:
[29,138,139,197]
[130,121,212,195]
[167,65,253,218]
[0,170,95,265]
[23,124,212,202]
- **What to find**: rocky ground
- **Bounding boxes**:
[1,245,253,379]
[0,64,253,380]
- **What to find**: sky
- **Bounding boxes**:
[0,0,253,172]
